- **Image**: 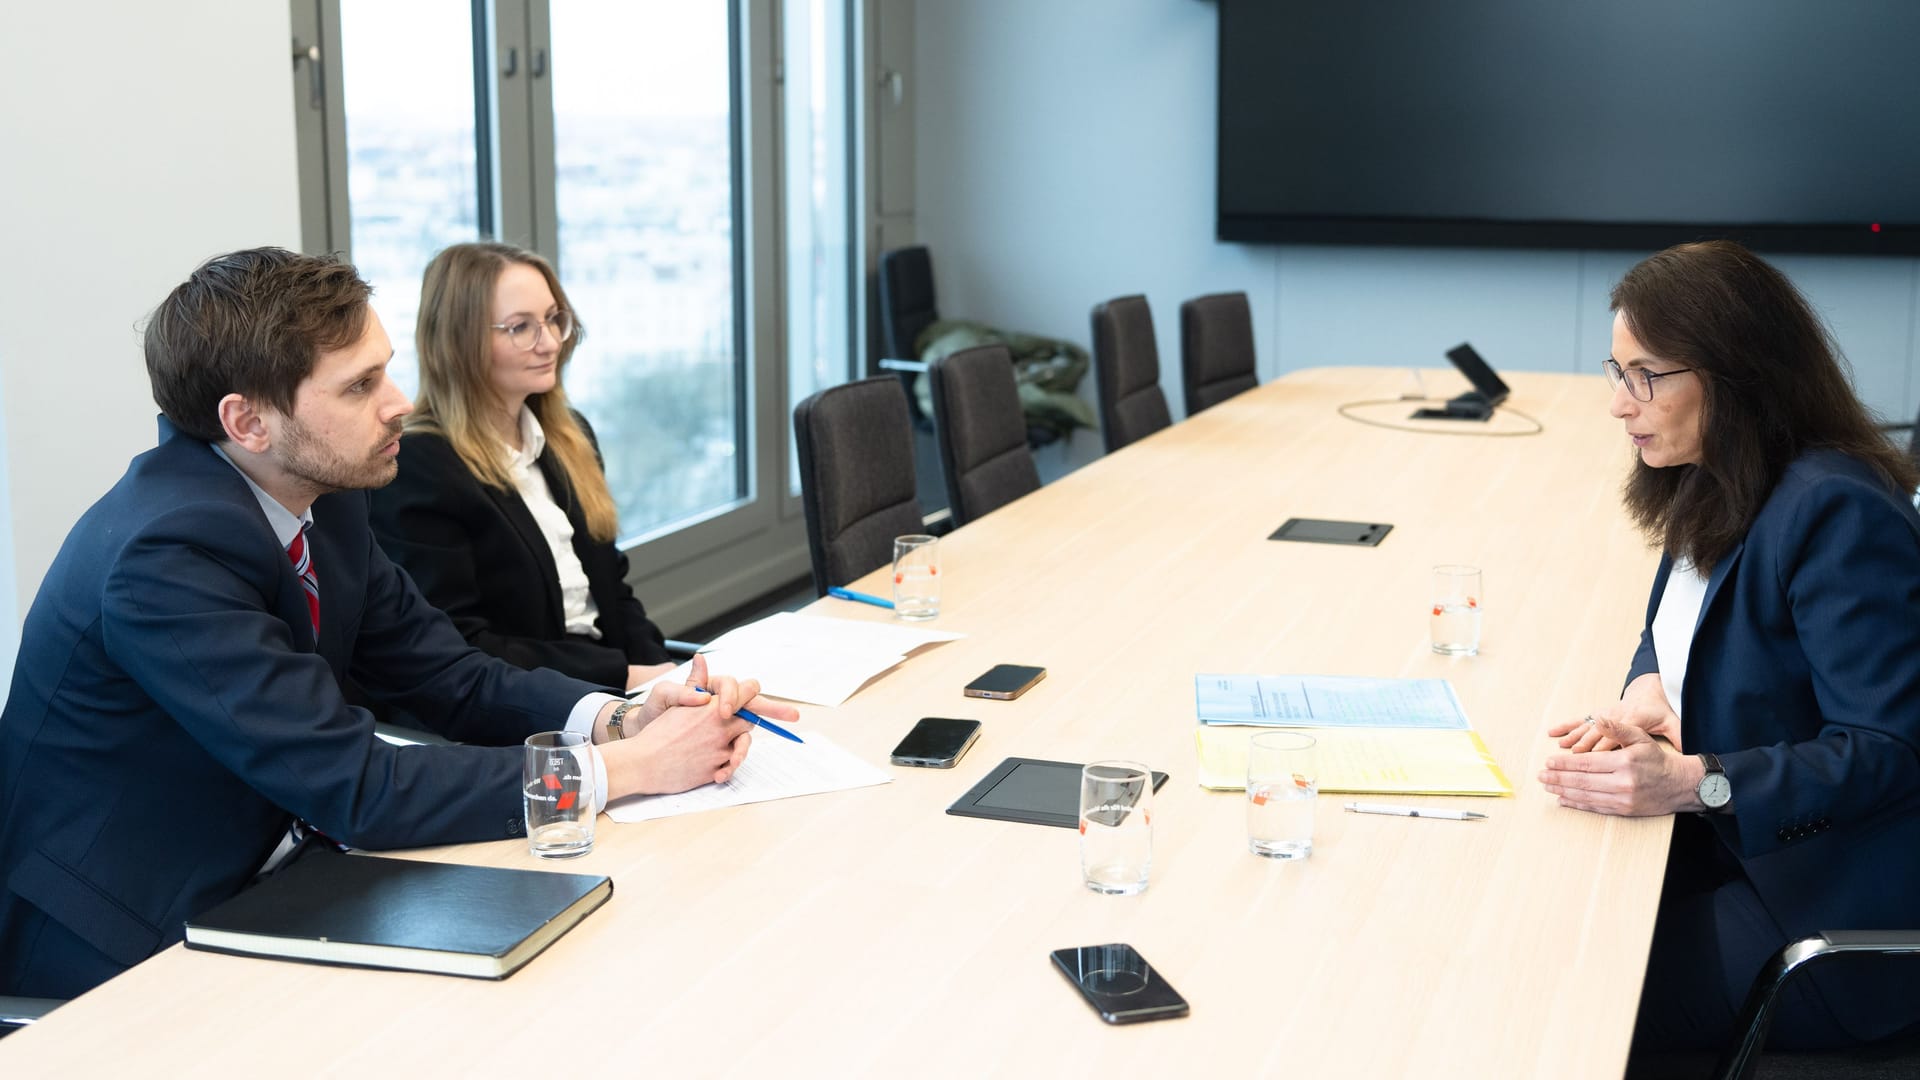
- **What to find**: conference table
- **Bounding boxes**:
[3,367,1670,1078]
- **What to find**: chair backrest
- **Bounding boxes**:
[1180,291,1260,416]
[1090,294,1173,453]
[928,345,1042,528]
[793,376,927,596]
[879,246,938,361]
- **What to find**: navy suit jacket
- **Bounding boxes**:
[368,421,670,689]
[1628,450,1920,1041]
[0,420,602,997]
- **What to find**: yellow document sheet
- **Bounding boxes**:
[1194,725,1513,796]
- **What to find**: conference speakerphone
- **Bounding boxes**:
[1411,343,1511,422]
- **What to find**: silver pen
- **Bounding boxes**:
[1343,801,1487,821]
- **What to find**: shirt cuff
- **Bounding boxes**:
[569,692,623,814]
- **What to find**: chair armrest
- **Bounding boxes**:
[373,722,454,747]
[662,639,703,661]
[0,995,64,1033]
[1716,930,1920,1080]
[878,357,929,373]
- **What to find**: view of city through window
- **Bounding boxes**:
[551,6,740,540]
[339,1,478,402]
[340,4,742,542]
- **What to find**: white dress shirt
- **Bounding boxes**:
[1651,559,1711,721]
[503,406,603,639]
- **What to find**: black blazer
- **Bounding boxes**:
[369,417,671,689]
[0,419,597,997]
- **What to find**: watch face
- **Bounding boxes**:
[1699,771,1732,809]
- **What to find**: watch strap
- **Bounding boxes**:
[607,700,637,741]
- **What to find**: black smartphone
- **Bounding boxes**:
[963,664,1047,700]
[1050,944,1190,1025]
[890,717,982,768]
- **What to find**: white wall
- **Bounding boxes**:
[0,2,303,683]
[914,0,1920,475]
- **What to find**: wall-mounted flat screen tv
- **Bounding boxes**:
[1217,1,1920,254]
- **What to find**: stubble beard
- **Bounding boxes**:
[280,416,404,495]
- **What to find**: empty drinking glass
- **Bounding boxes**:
[1080,761,1152,894]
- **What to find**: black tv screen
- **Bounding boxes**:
[1217,1,1920,254]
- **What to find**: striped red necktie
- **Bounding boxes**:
[286,527,320,637]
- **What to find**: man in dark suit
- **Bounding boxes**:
[0,248,793,998]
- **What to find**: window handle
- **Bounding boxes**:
[502,46,518,78]
[291,40,323,110]
[532,48,547,78]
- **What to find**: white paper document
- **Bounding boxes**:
[605,730,892,823]
[1194,674,1471,730]
[662,612,964,706]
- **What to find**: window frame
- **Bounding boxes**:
[291,0,865,629]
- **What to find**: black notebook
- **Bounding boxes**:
[184,847,612,979]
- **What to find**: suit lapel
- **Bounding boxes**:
[1694,539,1745,637]
[483,481,566,626]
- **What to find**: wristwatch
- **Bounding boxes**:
[606,699,639,741]
[606,684,652,734]
[1696,752,1732,811]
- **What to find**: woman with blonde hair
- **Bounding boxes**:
[371,242,674,690]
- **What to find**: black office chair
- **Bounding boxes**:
[927,345,1042,528]
[1708,932,1920,1080]
[877,246,939,430]
[793,376,927,596]
[1090,295,1173,453]
[1179,291,1260,416]
[0,997,61,1037]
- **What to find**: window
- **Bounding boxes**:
[549,3,745,538]
[337,1,481,400]
[782,0,857,492]
[292,0,862,627]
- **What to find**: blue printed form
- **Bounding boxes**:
[1194,674,1471,730]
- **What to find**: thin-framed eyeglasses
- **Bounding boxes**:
[1602,357,1695,402]
[490,311,574,351]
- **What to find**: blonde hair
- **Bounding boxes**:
[411,242,619,542]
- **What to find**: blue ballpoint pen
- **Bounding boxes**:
[692,686,805,744]
[828,585,894,610]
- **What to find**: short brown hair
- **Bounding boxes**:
[1613,240,1918,571]
[145,248,372,442]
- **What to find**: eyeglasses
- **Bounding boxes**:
[489,311,574,351]
[1602,358,1695,402]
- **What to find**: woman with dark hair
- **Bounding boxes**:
[370,242,675,691]
[1538,241,1920,1055]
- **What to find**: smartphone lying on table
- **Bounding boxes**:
[890,717,982,768]
[1051,943,1190,1024]
[964,664,1046,700]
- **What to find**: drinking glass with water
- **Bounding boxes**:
[892,534,940,620]
[1247,732,1316,859]
[1429,564,1483,656]
[524,730,597,858]
[1080,761,1153,894]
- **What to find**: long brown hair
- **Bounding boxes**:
[1613,240,1917,571]
[411,242,619,542]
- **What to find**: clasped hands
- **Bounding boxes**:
[600,654,800,800]
[1539,693,1705,817]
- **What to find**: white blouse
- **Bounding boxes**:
[503,407,602,639]
[1651,559,1711,720]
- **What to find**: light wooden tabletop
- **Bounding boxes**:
[2,367,1668,1078]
